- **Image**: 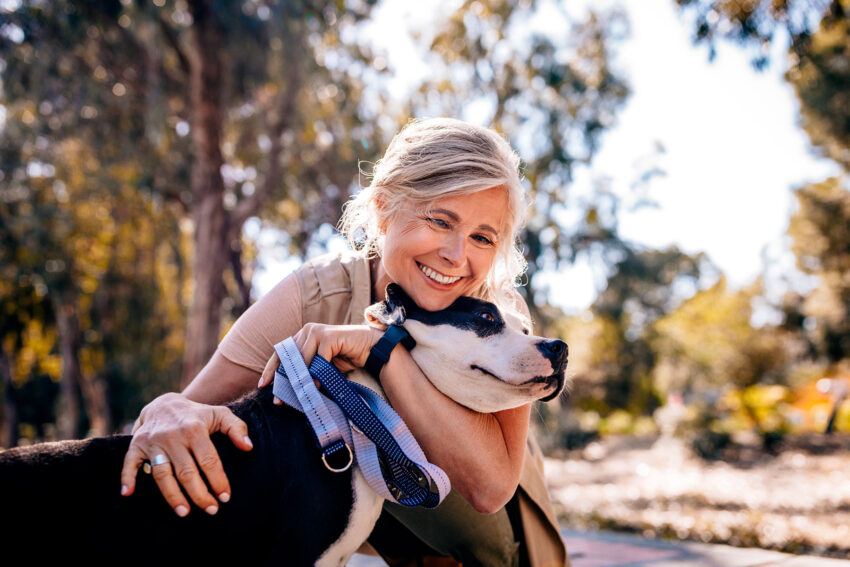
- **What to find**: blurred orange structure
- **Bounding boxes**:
[787,375,850,433]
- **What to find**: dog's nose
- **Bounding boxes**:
[537,339,568,370]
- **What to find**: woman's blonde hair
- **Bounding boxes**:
[338,117,528,305]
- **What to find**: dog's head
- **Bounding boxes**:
[365,284,568,413]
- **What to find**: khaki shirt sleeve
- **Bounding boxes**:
[217,273,303,374]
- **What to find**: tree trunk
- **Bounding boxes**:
[54,288,112,438]
[181,0,230,388]
[0,348,19,448]
[229,239,252,318]
[55,294,82,440]
[79,373,111,437]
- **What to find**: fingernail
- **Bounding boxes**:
[218,492,230,503]
[205,505,218,515]
[243,436,253,448]
[176,505,189,517]
[120,485,129,496]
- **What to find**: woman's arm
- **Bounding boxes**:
[120,274,303,516]
[381,289,534,513]
[380,348,529,514]
[259,291,534,514]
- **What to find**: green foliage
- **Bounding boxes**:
[1,0,387,440]
[592,246,705,414]
[672,0,834,68]
[787,7,850,170]
[788,178,850,362]
[652,278,799,396]
[672,1,850,170]
[4,0,845,448]
[408,0,631,316]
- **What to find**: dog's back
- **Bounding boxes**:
[0,388,353,565]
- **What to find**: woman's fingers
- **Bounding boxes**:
[294,324,319,364]
[216,406,253,452]
[119,394,251,517]
[293,323,380,372]
[119,441,147,496]
[259,353,279,388]
[163,407,248,513]
[173,438,227,513]
[149,446,195,517]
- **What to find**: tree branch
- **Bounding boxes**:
[157,12,192,77]
[229,24,305,234]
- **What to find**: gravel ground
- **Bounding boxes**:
[544,434,850,559]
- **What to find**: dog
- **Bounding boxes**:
[0,284,567,566]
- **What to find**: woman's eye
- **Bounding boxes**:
[426,217,450,229]
[472,234,495,246]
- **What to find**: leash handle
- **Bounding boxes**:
[271,338,450,508]
[310,355,450,508]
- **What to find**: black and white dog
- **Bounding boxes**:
[0,284,567,566]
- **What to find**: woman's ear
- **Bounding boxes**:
[373,195,390,234]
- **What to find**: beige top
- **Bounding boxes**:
[218,251,568,567]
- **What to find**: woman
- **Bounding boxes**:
[120,118,568,567]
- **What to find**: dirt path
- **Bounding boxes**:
[544,434,850,559]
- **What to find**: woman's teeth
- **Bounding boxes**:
[419,263,461,285]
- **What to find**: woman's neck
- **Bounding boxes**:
[370,256,392,303]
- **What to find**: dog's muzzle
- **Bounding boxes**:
[536,339,568,402]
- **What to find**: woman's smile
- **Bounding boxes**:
[375,186,509,311]
[417,262,463,286]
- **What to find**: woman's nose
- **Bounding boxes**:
[439,232,466,266]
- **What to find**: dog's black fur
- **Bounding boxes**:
[0,387,351,566]
[0,285,567,565]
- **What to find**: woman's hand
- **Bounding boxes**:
[119,392,253,517]
[258,323,382,390]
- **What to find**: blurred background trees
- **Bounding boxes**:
[1,0,848,448]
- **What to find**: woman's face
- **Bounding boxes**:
[380,186,509,311]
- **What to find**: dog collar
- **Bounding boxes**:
[364,325,416,380]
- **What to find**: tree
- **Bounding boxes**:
[1,0,386,425]
[590,245,705,413]
[407,0,631,322]
[672,0,850,169]
[672,0,850,364]
[786,3,850,171]
[788,178,850,362]
[653,278,799,393]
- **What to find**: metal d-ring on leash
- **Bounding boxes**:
[274,337,354,473]
[272,337,450,508]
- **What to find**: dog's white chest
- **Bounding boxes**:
[314,468,384,567]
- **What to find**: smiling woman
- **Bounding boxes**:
[121,118,568,567]
[377,187,508,312]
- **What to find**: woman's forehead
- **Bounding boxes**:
[422,188,510,228]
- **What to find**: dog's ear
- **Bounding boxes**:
[364,283,410,328]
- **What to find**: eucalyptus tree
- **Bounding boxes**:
[1,0,386,423]
[405,0,631,324]
[672,0,850,364]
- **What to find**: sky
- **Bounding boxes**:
[553,0,840,311]
[255,0,840,313]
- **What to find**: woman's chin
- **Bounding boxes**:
[408,290,457,312]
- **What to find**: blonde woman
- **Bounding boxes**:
[121,118,568,567]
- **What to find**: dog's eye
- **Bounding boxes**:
[478,311,495,322]
[522,328,530,336]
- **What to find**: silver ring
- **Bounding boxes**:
[151,453,170,466]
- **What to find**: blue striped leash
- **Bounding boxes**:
[272,337,450,508]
